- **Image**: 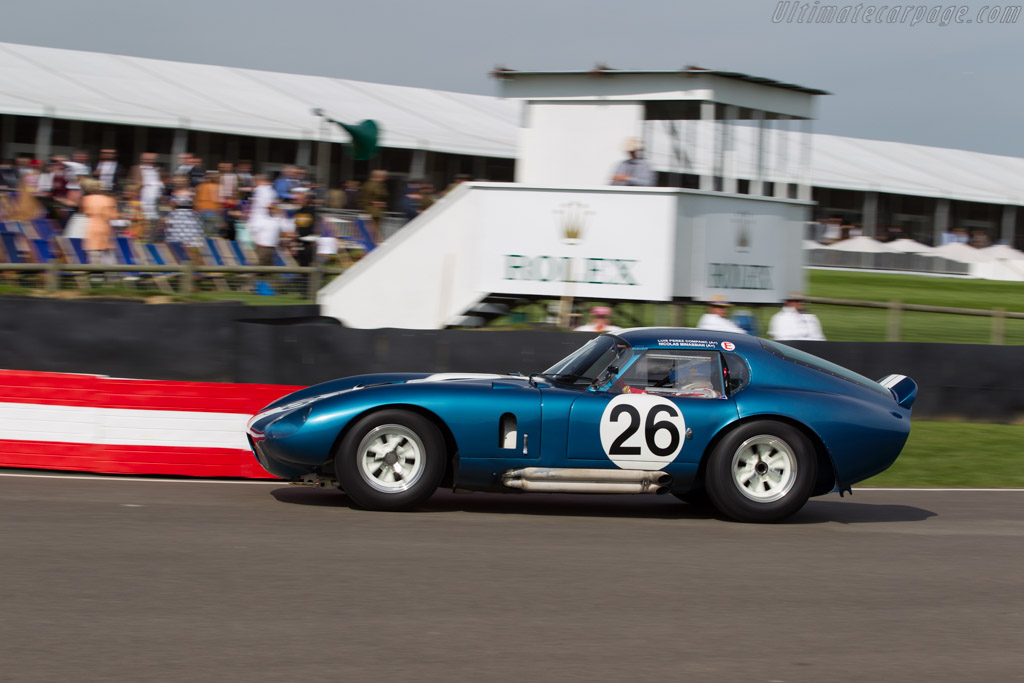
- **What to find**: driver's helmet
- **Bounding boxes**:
[680,359,714,390]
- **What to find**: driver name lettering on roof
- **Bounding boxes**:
[656,338,719,349]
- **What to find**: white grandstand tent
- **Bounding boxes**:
[2,41,1024,203]
[932,242,996,263]
[887,238,935,253]
[642,125,1024,208]
[982,244,1024,260]
[0,42,518,159]
[1,40,1023,249]
[824,236,899,253]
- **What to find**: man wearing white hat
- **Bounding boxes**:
[697,296,747,334]
[610,138,656,187]
[769,293,826,341]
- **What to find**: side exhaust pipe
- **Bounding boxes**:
[502,467,671,494]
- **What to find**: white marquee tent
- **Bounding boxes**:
[2,41,1024,207]
[0,42,518,159]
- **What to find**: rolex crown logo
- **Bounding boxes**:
[737,226,750,250]
[734,212,752,252]
[555,201,593,245]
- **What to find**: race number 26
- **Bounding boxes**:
[599,395,686,469]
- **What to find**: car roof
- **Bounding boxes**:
[612,327,760,352]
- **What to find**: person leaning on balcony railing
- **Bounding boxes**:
[610,137,656,187]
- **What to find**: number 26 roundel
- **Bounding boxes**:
[598,394,686,470]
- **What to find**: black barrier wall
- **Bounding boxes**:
[0,297,319,382]
[1,297,1021,422]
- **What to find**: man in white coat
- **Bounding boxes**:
[768,294,826,341]
[697,296,747,334]
[248,175,285,266]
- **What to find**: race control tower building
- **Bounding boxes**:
[319,67,826,328]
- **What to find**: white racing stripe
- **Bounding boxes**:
[0,402,250,450]
[407,373,506,383]
[878,374,907,389]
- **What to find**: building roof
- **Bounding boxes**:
[1,42,1022,206]
[491,66,830,96]
[0,42,518,159]
[643,125,1024,206]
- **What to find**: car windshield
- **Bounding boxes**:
[541,335,631,388]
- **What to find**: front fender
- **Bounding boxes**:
[258,373,434,412]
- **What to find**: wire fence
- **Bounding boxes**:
[0,261,346,300]
[804,247,972,275]
[0,209,414,301]
[803,296,1024,345]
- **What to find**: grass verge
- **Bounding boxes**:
[859,420,1024,488]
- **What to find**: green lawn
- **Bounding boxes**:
[808,270,1024,312]
[808,271,1024,344]
[561,270,1024,344]
[859,420,1024,488]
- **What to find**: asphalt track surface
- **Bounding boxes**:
[2,474,1023,682]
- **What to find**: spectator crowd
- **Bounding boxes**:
[0,149,456,267]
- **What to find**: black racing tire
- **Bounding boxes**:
[335,409,446,511]
[704,421,817,523]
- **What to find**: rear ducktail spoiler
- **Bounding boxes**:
[878,374,917,409]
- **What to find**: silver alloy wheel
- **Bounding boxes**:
[356,424,426,494]
[730,435,798,503]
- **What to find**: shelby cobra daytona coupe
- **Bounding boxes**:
[247,328,917,522]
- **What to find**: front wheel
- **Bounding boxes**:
[335,410,446,511]
[705,421,817,523]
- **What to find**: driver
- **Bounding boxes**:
[676,359,720,398]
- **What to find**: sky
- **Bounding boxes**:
[1,0,1021,157]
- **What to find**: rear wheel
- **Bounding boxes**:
[705,421,816,523]
[335,410,445,511]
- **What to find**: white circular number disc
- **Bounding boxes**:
[599,394,686,470]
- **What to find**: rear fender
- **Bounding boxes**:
[690,415,838,498]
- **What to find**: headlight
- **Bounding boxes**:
[265,405,312,439]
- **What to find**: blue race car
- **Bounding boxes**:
[247,328,916,522]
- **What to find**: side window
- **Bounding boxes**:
[723,354,750,395]
[613,350,725,398]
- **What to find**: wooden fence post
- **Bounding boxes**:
[308,267,322,301]
[45,261,59,293]
[887,300,902,342]
[180,264,193,295]
[991,307,1006,345]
